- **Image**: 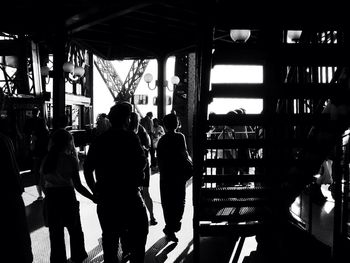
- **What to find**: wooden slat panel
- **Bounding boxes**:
[201,197,269,207]
[204,158,265,167]
[201,186,270,198]
[202,174,263,183]
[208,113,334,126]
[199,222,264,237]
[205,138,309,149]
[199,206,268,222]
[205,138,264,149]
[212,43,349,66]
[210,83,347,99]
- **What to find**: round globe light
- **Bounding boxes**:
[41,65,50,77]
[62,61,74,73]
[144,73,153,83]
[74,66,85,77]
[230,29,251,43]
[171,75,180,85]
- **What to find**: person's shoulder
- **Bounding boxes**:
[175,131,185,137]
[138,124,147,134]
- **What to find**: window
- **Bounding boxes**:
[134,94,148,105]
[153,96,172,105]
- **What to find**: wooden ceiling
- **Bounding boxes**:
[0,0,349,60]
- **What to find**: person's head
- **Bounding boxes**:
[153,118,160,126]
[146,112,153,119]
[129,112,140,133]
[236,108,246,114]
[32,107,40,117]
[108,102,132,129]
[97,113,108,122]
[49,128,74,153]
[43,128,74,174]
[96,113,111,134]
[162,113,178,132]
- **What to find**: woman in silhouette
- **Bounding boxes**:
[157,113,192,242]
[40,128,95,263]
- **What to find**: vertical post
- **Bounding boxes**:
[192,12,214,263]
[332,140,343,261]
[86,51,94,123]
[16,34,30,95]
[157,55,167,120]
[52,32,66,129]
[31,41,43,96]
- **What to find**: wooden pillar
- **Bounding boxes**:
[192,13,214,263]
[157,55,167,120]
[52,32,66,129]
[16,35,30,95]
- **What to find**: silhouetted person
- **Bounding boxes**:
[84,102,148,263]
[141,111,156,168]
[152,117,165,169]
[24,107,49,200]
[1,119,33,263]
[40,129,95,263]
[129,112,158,226]
[93,113,111,139]
[157,113,192,242]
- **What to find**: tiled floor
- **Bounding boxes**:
[23,170,340,263]
[23,171,243,263]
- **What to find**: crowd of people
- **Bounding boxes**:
[3,88,192,263]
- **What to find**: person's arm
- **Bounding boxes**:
[179,133,190,159]
[130,133,147,185]
[71,156,96,202]
[83,143,97,193]
[39,157,47,195]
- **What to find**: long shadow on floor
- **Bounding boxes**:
[145,236,173,263]
[79,238,104,263]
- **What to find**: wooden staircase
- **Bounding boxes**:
[192,26,348,262]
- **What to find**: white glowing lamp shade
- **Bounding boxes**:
[171,76,180,85]
[287,30,302,42]
[144,73,153,83]
[41,65,50,77]
[230,29,251,42]
[62,61,74,73]
[74,66,85,77]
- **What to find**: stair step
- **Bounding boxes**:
[202,174,263,183]
[204,158,264,168]
[212,43,347,66]
[205,138,264,149]
[201,197,269,207]
[199,206,269,224]
[208,112,334,126]
[209,83,345,99]
[199,221,265,237]
[201,185,271,198]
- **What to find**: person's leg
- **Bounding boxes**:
[97,204,120,263]
[32,157,43,199]
[128,201,149,263]
[5,192,33,263]
[172,185,186,233]
[141,187,157,225]
[149,141,157,168]
[67,201,88,262]
[46,189,67,263]
[160,183,179,241]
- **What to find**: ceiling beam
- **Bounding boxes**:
[65,1,156,34]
